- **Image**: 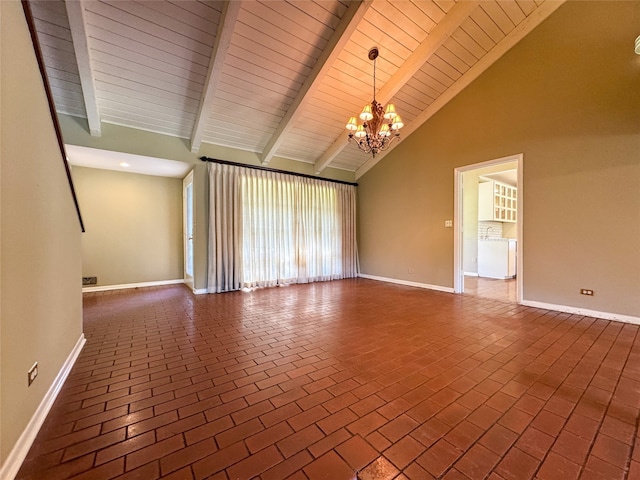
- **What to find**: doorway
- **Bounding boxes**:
[454,154,523,303]
[183,170,194,290]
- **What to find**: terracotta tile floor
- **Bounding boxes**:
[16,278,640,480]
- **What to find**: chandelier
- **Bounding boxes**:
[346,47,403,157]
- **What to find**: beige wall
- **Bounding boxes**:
[73,167,183,286]
[59,110,356,293]
[1,0,83,466]
[502,222,517,240]
[358,1,640,317]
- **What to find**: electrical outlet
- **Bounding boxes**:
[580,289,594,296]
[444,220,453,228]
[28,362,38,386]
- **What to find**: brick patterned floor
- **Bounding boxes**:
[16,278,640,479]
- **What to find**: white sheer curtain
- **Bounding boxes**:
[207,162,357,293]
[207,163,242,293]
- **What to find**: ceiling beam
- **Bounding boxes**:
[260,0,372,166]
[355,0,567,180]
[190,1,242,153]
[375,1,480,105]
[65,0,101,137]
[314,0,479,174]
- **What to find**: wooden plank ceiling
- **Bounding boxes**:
[30,0,564,178]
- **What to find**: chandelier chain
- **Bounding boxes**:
[372,55,376,102]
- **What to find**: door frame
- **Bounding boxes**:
[453,153,524,303]
[183,170,194,291]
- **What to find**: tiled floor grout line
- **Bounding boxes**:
[277,293,525,478]
[529,317,627,480]
[608,326,640,480]
[378,307,571,477]
[14,281,640,480]
[630,382,640,480]
[631,334,640,479]
[498,315,599,479]
[433,313,602,479]
[150,292,620,480]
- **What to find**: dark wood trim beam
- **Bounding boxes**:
[21,0,85,232]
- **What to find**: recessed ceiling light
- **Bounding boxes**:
[120,162,130,167]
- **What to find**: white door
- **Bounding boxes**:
[183,171,194,290]
[454,154,523,303]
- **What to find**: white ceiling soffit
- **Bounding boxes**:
[66,145,192,178]
[31,0,566,176]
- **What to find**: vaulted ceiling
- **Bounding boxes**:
[29,0,564,178]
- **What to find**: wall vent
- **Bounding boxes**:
[82,276,97,286]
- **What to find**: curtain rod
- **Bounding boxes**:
[199,157,358,187]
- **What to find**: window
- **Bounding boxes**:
[207,163,357,293]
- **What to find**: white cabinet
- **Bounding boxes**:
[478,181,517,223]
[478,239,517,279]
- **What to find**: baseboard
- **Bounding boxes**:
[192,288,208,295]
[464,272,479,277]
[358,273,455,294]
[521,300,640,325]
[82,279,184,293]
[1,333,86,480]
